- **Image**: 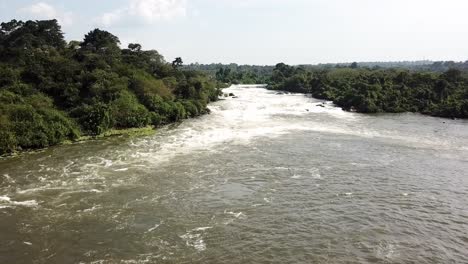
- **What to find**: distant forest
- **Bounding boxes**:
[315,60,468,72]
[184,63,274,84]
[187,61,468,119]
[186,60,468,85]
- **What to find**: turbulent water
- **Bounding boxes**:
[1,85,468,263]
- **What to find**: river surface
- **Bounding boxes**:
[1,85,468,263]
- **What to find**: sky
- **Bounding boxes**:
[1,0,468,65]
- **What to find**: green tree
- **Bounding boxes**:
[172,57,183,69]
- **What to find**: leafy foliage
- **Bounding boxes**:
[267,63,468,118]
[185,63,274,85]
[0,19,221,155]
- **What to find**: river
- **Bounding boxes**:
[1,85,468,263]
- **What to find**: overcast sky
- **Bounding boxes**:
[1,0,467,65]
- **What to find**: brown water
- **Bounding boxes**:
[1,85,468,263]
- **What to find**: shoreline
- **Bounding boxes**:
[0,103,219,159]
[0,126,157,159]
[266,86,464,120]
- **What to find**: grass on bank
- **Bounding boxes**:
[1,126,157,158]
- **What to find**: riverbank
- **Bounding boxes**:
[266,64,468,119]
[0,126,158,159]
[267,86,465,120]
[76,126,157,142]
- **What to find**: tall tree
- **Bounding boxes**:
[81,29,120,52]
[172,57,183,69]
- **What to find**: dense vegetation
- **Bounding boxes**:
[267,63,468,118]
[0,19,222,155]
[188,60,468,85]
[185,63,273,84]
[191,61,468,119]
[315,60,468,72]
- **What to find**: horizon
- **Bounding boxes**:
[185,59,467,67]
[1,0,468,65]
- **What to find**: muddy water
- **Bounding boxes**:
[1,85,468,263]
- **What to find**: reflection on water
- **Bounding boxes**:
[1,85,468,263]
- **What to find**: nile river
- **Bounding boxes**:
[1,86,468,263]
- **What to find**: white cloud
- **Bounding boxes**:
[129,0,186,22]
[98,9,126,27]
[96,0,187,27]
[18,2,73,26]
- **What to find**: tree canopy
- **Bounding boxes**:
[0,19,223,155]
[267,63,468,118]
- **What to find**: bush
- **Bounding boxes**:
[149,112,162,127]
[110,91,150,128]
[73,102,112,135]
[130,71,173,100]
[181,100,199,117]
[0,96,80,152]
[0,129,17,155]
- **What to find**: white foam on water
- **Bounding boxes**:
[0,195,38,208]
[14,200,38,206]
[58,188,104,197]
[192,226,212,232]
[376,241,398,260]
[224,211,245,218]
[80,205,101,213]
[2,174,15,183]
[72,84,465,172]
[147,223,161,233]
[223,210,247,225]
[90,260,106,264]
[309,168,322,179]
[0,195,11,202]
[192,238,207,252]
[180,228,209,252]
[16,186,68,194]
[116,86,359,166]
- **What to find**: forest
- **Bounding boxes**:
[189,60,468,86]
[197,61,468,119]
[266,63,468,118]
[185,63,273,84]
[0,19,222,155]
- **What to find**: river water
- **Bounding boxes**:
[1,85,468,263]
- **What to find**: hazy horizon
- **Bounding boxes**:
[1,0,468,65]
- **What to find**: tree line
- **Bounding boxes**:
[184,63,273,84]
[0,19,222,155]
[267,63,468,118]
[201,61,468,119]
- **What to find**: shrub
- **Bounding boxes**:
[74,102,112,135]
[110,90,150,128]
